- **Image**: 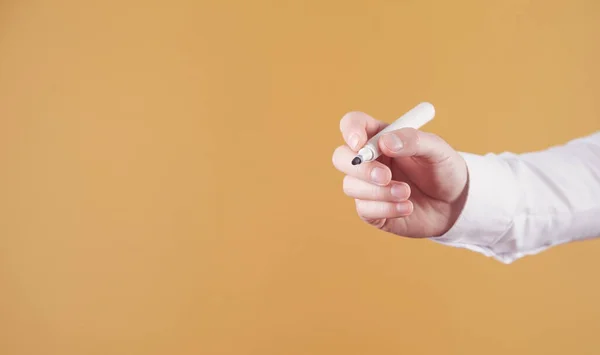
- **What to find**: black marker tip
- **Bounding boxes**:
[351,157,362,165]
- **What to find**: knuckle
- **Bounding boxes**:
[374,202,388,215]
[339,111,363,131]
[398,127,419,143]
[421,130,445,146]
[339,113,352,131]
[370,184,383,199]
[423,132,446,150]
[399,127,418,134]
[354,199,367,216]
[342,175,353,195]
[359,216,386,229]
[370,218,387,229]
[331,145,345,168]
[425,130,445,143]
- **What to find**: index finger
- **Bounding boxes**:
[339,111,388,151]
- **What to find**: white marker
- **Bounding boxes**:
[351,102,435,165]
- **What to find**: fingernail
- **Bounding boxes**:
[382,134,403,152]
[370,167,388,185]
[391,184,407,199]
[349,133,360,150]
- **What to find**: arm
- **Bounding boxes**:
[432,131,600,264]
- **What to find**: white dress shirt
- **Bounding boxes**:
[432,131,600,264]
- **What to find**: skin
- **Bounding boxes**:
[332,111,470,238]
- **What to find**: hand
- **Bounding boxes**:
[332,111,469,238]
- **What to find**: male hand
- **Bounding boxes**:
[332,111,469,238]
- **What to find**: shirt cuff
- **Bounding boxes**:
[429,152,519,259]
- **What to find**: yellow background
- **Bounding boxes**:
[1,0,600,354]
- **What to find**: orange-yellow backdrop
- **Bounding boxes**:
[1,1,600,354]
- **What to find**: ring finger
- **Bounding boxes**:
[343,175,411,201]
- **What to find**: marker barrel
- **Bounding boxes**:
[356,102,435,163]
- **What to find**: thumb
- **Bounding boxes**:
[377,127,454,164]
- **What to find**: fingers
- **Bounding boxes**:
[332,145,392,186]
[339,111,387,151]
[378,127,454,164]
[343,175,413,221]
[343,175,410,201]
[355,199,414,220]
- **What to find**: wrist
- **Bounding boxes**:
[442,163,470,235]
[429,152,517,243]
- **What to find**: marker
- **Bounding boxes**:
[351,102,435,165]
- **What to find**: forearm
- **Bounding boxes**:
[432,131,600,263]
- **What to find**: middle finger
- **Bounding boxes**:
[332,145,392,186]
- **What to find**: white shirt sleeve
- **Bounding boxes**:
[431,131,600,264]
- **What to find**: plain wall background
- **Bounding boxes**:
[1,0,600,354]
